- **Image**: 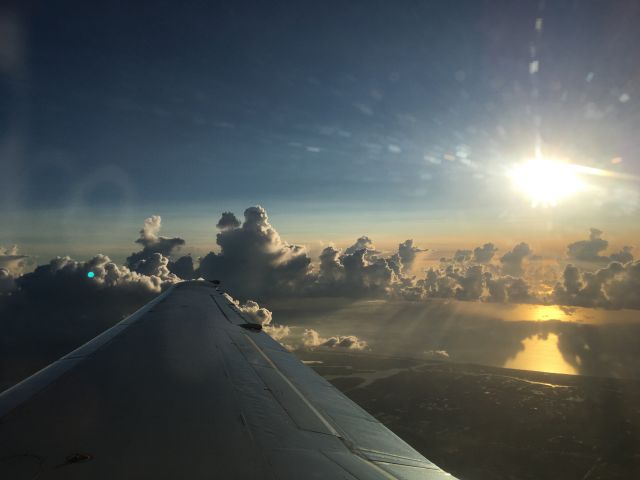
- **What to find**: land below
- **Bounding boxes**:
[297,350,640,480]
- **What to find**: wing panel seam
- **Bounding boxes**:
[242,333,341,438]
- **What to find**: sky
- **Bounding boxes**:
[2,1,640,388]
[2,0,640,260]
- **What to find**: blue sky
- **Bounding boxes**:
[2,1,639,258]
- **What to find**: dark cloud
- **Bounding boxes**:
[344,236,376,255]
[0,268,16,294]
[567,228,609,262]
[453,249,472,263]
[216,211,241,230]
[420,264,486,300]
[500,242,532,276]
[473,243,498,263]
[0,254,179,389]
[197,206,314,299]
[566,228,633,264]
[487,275,532,303]
[168,255,196,280]
[126,215,185,272]
[315,245,397,297]
[397,239,425,270]
[609,246,634,264]
[554,261,640,309]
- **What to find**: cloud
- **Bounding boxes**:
[197,206,314,299]
[424,350,450,359]
[453,249,472,263]
[216,211,241,230]
[0,254,180,389]
[0,244,27,274]
[168,255,196,280]
[567,228,609,262]
[315,245,397,297]
[223,292,291,341]
[500,242,532,276]
[610,246,634,264]
[126,215,186,273]
[566,228,633,264]
[344,236,376,255]
[223,293,273,325]
[554,261,640,309]
[418,261,536,304]
[397,239,425,270]
[0,268,16,294]
[302,328,368,351]
[473,243,498,263]
[486,274,532,303]
[16,254,177,298]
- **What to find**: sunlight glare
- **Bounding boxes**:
[510,158,583,207]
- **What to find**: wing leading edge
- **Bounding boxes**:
[0,281,458,479]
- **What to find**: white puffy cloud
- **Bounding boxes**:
[197,206,314,299]
[302,328,368,351]
[224,293,273,325]
[315,245,396,297]
[126,215,187,275]
[223,292,290,341]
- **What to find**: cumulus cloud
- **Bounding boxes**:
[344,235,376,255]
[223,292,291,341]
[566,228,633,264]
[0,268,16,294]
[473,243,498,263]
[197,206,314,299]
[126,215,186,273]
[486,274,532,303]
[554,261,640,309]
[224,293,273,325]
[500,242,532,276]
[610,246,634,264]
[0,253,181,389]
[418,261,536,304]
[0,244,27,274]
[216,211,241,230]
[17,254,177,298]
[424,350,450,360]
[316,244,396,297]
[168,255,195,280]
[453,249,472,263]
[397,239,425,270]
[302,328,368,351]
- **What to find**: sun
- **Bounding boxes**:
[509,158,583,206]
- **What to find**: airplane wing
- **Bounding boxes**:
[0,281,458,479]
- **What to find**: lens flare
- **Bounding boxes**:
[509,158,583,206]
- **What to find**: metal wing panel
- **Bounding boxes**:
[0,281,458,479]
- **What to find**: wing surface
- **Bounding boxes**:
[0,281,458,479]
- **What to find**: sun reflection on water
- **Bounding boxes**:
[504,333,577,375]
